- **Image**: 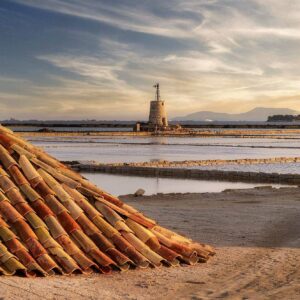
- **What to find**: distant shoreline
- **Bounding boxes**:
[14,128,300,138]
[3,121,300,129]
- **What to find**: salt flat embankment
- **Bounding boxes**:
[68,157,300,185]
[17,128,300,138]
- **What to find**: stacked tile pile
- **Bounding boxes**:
[0,125,214,276]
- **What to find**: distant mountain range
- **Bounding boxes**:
[173,107,299,122]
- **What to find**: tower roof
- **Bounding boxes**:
[0,125,214,276]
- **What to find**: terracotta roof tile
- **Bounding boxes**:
[0,125,214,276]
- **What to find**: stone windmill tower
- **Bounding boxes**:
[148,83,168,130]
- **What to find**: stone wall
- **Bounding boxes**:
[93,157,300,168]
[148,100,168,127]
[73,163,300,185]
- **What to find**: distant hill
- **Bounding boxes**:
[173,107,299,122]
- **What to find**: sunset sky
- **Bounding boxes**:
[1,0,300,120]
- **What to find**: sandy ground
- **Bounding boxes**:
[0,186,299,300]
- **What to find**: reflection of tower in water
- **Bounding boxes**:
[149,136,168,170]
[155,175,160,194]
[149,134,169,195]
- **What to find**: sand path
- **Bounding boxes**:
[0,187,299,299]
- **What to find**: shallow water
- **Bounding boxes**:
[30,136,300,164]
[82,172,290,196]
[29,135,300,147]
[9,126,132,132]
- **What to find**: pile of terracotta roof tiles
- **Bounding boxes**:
[0,125,214,276]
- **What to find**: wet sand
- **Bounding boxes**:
[0,187,299,299]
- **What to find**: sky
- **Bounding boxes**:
[0,0,300,120]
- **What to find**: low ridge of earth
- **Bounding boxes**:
[0,187,299,299]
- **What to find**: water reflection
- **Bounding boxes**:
[82,173,290,196]
[31,140,300,163]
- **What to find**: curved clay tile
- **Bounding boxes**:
[0,125,214,276]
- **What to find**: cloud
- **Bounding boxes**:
[11,1,300,43]
[37,55,124,82]
[208,42,232,54]
[2,0,300,119]
[163,53,263,75]
[12,0,201,38]
[0,76,30,84]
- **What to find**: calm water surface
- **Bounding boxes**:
[9,126,132,132]
[29,135,300,147]
[30,136,300,164]
[82,173,290,196]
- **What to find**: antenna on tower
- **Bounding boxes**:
[153,83,160,101]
